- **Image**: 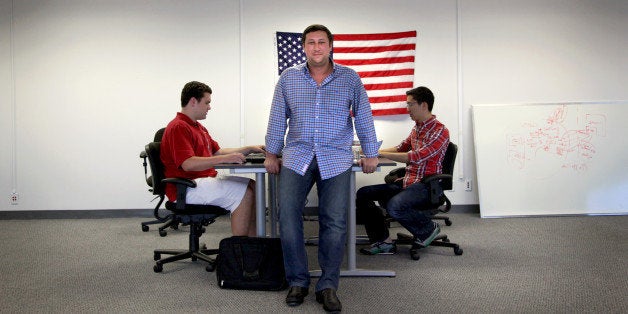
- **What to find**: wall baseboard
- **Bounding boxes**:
[0,205,480,220]
[0,209,153,220]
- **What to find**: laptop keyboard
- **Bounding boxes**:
[245,153,266,163]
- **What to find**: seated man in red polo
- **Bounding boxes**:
[160,81,264,236]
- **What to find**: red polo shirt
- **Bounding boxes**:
[160,112,220,201]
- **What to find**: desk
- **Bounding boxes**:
[216,159,397,277]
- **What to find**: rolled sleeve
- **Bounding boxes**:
[352,77,379,158]
[265,78,288,155]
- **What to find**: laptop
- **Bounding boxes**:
[245,153,266,164]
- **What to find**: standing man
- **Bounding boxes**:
[356,86,449,255]
[161,81,264,237]
[265,24,379,313]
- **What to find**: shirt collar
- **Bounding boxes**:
[416,115,437,128]
[301,58,337,78]
[176,112,199,127]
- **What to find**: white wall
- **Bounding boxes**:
[1,0,626,211]
[1,0,14,207]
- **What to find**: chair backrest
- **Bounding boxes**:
[442,142,458,176]
[145,141,166,197]
[143,128,166,192]
[440,142,458,190]
[154,127,165,142]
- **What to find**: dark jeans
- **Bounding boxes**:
[278,159,350,292]
[356,181,434,243]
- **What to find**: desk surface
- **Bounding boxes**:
[216,158,397,171]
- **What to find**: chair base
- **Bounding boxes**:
[140,196,180,235]
[153,246,220,273]
[141,215,179,235]
[152,214,221,273]
[395,232,463,260]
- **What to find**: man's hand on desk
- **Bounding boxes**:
[264,153,281,174]
[221,153,247,164]
[244,145,265,155]
[359,157,378,174]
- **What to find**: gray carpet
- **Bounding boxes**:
[0,212,626,313]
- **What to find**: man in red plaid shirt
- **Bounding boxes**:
[356,86,450,255]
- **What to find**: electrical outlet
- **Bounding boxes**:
[10,192,19,205]
[464,179,472,191]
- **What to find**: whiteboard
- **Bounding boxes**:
[472,103,628,217]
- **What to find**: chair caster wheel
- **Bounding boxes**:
[454,246,463,255]
[410,250,420,260]
[154,263,163,273]
[159,230,167,237]
[142,225,149,232]
[154,253,161,261]
[206,264,216,272]
[442,237,450,243]
[444,219,452,226]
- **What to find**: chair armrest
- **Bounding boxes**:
[422,173,453,190]
[384,167,406,184]
[162,178,197,188]
[162,178,197,210]
[421,174,452,206]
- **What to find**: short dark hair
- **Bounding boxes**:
[301,24,333,45]
[181,81,212,107]
[406,86,435,112]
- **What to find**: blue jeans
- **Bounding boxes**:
[278,158,350,292]
[356,182,434,242]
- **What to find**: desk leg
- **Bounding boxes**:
[347,171,357,270]
[255,173,266,237]
[268,173,279,237]
[310,169,395,278]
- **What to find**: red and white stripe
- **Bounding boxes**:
[333,31,417,116]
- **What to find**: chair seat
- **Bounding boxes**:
[165,201,230,215]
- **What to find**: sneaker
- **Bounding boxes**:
[414,222,441,248]
[360,241,396,255]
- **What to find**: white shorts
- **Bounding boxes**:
[185,175,250,212]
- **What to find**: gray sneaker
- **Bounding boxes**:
[414,222,441,248]
[360,241,397,255]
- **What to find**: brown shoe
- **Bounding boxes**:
[286,286,308,307]
[315,288,342,313]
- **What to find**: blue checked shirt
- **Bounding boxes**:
[265,61,379,179]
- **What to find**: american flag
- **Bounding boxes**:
[276,31,417,116]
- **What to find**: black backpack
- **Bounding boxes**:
[216,236,288,291]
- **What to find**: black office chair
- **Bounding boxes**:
[143,133,229,273]
[384,142,463,260]
[140,128,179,236]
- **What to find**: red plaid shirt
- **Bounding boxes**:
[396,116,449,188]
